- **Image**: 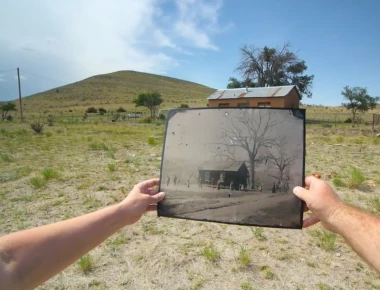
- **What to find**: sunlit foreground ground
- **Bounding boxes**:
[1,119,380,290]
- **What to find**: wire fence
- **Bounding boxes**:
[3,109,379,129]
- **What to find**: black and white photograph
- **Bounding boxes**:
[158,108,305,229]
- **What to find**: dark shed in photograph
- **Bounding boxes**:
[158,108,305,229]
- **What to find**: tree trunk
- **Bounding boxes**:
[250,163,255,189]
[279,168,283,181]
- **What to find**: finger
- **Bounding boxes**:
[147,204,157,211]
[137,178,160,190]
[148,188,159,195]
[293,186,311,203]
[303,214,320,228]
[304,175,320,187]
[149,192,166,204]
[303,204,310,212]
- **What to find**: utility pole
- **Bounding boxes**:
[17,67,24,122]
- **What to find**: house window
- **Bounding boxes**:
[238,103,249,108]
[258,102,271,107]
[218,103,229,107]
[205,171,210,182]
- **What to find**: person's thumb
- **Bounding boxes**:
[149,192,166,203]
[293,186,310,202]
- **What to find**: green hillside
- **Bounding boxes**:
[20,70,215,114]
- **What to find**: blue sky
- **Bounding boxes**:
[1,0,379,105]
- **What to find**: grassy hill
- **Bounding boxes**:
[20,70,215,114]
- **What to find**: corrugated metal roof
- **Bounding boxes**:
[207,85,297,100]
[198,161,246,172]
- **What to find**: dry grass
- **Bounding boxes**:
[1,117,380,290]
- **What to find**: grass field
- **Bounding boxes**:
[1,115,380,290]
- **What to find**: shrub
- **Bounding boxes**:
[47,115,55,126]
[143,117,153,123]
[344,118,352,123]
[45,132,53,137]
[157,113,166,120]
[86,107,97,113]
[179,104,189,108]
[116,106,126,113]
[30,119,45,134]
[6,115,13,121]
[348,167,366,189]
[98,108,107,115]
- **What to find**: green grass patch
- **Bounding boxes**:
[335,136,344,143]
[89,141,108,150]
[348,167,366,189]
[30,176,47,189]
[41,167,59,180]
[258,265,276,280]
[0,153,15,162]
[77,254,93,274]
[202,243,221,263]
[241,281,256,290]
[107,163,116,172]
[370,196,380,213]
[147,137,156,145]
[238,247,251,268]
[106,147,117,159]
[309,229,336,251]
[332,176,345,187]
[251,227,266,241]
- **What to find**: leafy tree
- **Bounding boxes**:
[227,77,256,89]
[133,92,163,118]
[232,42,314,99]
[341,86,379,124]
[0,102,16,121]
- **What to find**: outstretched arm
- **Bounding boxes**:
[0,178,165,290]
[293,176,380,274]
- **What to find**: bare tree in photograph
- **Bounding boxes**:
[267,136,297,182]
[212,110,284,189]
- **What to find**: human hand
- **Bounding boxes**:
[293,176,344,232]
[119,178,165,225]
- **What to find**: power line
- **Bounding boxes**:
[0,68,16,73]
[19,70,70,83]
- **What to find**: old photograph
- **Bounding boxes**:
[157,108,305,229]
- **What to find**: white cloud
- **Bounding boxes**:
[21,43,36,52]
[0,0,231,89]
[173,0,231,51]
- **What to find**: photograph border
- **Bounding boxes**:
[157,106,306,230]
